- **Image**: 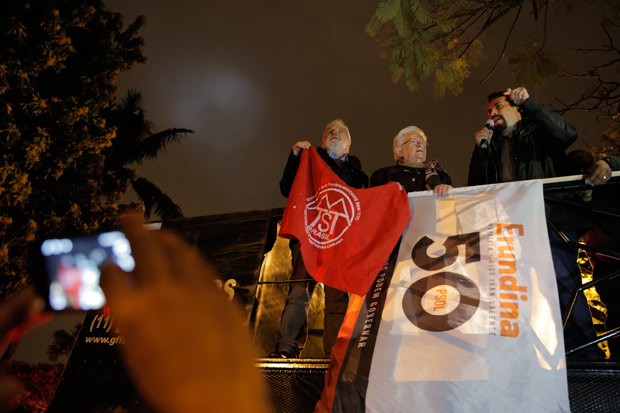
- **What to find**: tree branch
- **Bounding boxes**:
[480,3,523,83]
[459,3,518,59]
[537,0,549,52]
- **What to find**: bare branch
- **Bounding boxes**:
[423,6,487,42]
[459,4,518,58]
[575,21,620,55]
[427,9,482,42]
[561,57,620,78]
[602,19,619,53]
[537,0,549,52]
[481,3,523,83]
[554,78,620,119]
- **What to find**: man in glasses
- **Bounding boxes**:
[370,125,452,196]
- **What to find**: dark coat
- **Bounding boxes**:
[279,146,368,198]
[370,162,452,192]
[468,97,577,186]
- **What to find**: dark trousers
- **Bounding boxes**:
[277,242,349,356]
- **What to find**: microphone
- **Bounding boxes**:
[480,119,495,148]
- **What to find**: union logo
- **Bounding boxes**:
[304,183,361,249]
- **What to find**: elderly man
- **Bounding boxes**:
[467,87,613,359]
[370,125,452,195]
[270,119,368,359]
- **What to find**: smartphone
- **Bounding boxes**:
[37,231,135,311]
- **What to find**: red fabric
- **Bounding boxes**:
[315,294,365,413]
[279,147,410,296]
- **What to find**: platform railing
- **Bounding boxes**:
[255,171,620,356]
[543,171,620,355]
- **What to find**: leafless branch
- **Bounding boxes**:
[555,79,620,120]
[537,0,549,52]
[424,6,487,43]
[459,4,519,58]
[575,21,619,55]
[480,3,523,83]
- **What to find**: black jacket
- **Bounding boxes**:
[468,97,577,186]
[280,146,368,198]
[370,162,452,192]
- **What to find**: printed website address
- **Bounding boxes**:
[84,336,126,346]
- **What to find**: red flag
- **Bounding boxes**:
[279,147,410,296]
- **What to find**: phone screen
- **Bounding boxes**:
[40,231,135,311]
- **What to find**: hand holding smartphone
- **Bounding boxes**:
[37,231,135,311]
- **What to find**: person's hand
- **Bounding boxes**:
[101,213,269,413]
[433,184,452,197]
[292,141,311,156]
[585,159,612,186]
[475,127,492,148]
[0,287,47,410]
[504,87,529,106]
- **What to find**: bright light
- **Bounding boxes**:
[41,238,73,256]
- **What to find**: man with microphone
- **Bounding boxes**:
[467,87,583,185]
[468,87,613,184]
[467,87,611,359]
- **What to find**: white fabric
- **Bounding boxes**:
[365,180,570,412]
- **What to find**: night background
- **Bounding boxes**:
[4,0,618,410]
[105,0,611,218]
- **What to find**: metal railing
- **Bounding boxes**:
[543,171,620,356]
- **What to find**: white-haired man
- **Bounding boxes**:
[271,119,368,359]
[370,125,452,195]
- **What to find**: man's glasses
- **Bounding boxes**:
[400,138,427,148]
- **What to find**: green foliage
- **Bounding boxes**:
[0,0,146,295]
[366,0,483,97]
[367,0,620,151]
[507,46,559,87]
[366,1,614,95]
[366,0,401,36]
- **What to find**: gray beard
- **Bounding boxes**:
[325,142,346,157]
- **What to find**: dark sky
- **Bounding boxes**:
[13,0,612,364]
[106,0,607,218]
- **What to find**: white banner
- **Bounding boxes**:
[365,180,569,412]
[318,180,571,413]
